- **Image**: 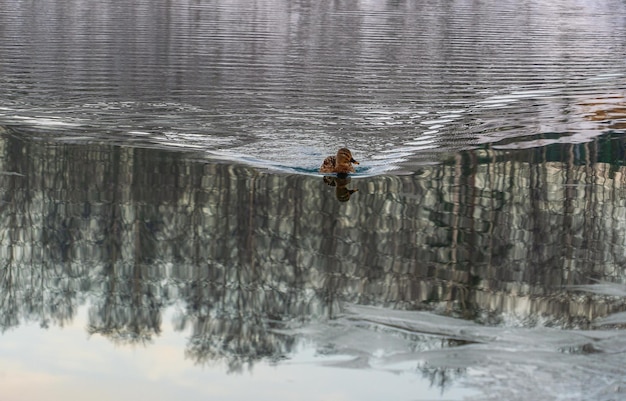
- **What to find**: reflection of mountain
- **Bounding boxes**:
[2,126,626,366]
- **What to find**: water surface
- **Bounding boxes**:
[1,0,626,400]
[1,0,625,171]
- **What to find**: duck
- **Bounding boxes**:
[319,148,359,174]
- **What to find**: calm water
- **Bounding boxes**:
[1,0,626,400]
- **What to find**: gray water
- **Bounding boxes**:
[2,0,625,171]
[1,1,626,400]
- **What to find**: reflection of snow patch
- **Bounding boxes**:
[325,304,626,401]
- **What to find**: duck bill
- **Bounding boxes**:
[351,159,359,165]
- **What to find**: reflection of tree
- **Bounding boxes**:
[0,254,19,331]
[0,135,79,331]
[0,136,32,331]
[87,259,164,345]
[87,148,168,345]
[174,260,298,369]
[184,312,294,373]
[420,363,466,393]
[3,127,626,366]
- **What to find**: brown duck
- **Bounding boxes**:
[319,148,359,174]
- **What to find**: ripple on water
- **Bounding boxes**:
[0,0,625,174]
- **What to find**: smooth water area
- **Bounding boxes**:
[1,0,626,400]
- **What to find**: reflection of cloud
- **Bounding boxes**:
[0,365,65,400]
[0,305,458,401]
[0,307,229,401]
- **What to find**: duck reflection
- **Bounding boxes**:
[323,175,358,202]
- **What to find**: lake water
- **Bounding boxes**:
[1,0,626,400]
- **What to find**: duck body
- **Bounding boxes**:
[319,148,359,174]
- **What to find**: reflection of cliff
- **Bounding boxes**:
[2,127,626,365]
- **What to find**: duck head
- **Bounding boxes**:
[335,148,359,174]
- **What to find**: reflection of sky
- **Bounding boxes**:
[0,306,473,401]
